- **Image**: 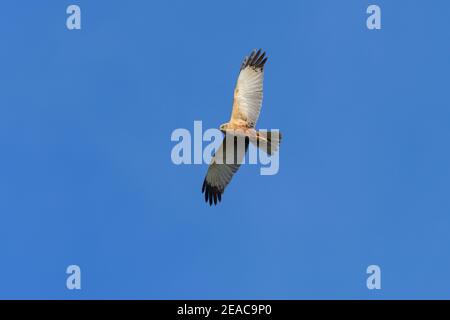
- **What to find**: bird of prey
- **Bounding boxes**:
[201,49,281,206]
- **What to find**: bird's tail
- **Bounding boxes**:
[251,130,282,155]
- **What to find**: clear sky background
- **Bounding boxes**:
[1,0,449,299]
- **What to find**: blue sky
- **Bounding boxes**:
[1,0,450,299]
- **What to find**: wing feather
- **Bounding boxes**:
[202,135,249,206]
[231,49,267,127]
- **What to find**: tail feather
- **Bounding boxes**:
[252,130,282,155]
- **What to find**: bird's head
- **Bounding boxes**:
[219,123,228,133]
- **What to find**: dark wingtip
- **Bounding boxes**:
[241,49,268,71]
[202,180,223,206]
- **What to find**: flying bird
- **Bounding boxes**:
[201,49,282,206]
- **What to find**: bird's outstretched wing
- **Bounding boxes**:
[230,49,267,128]
[202,135,249,206]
